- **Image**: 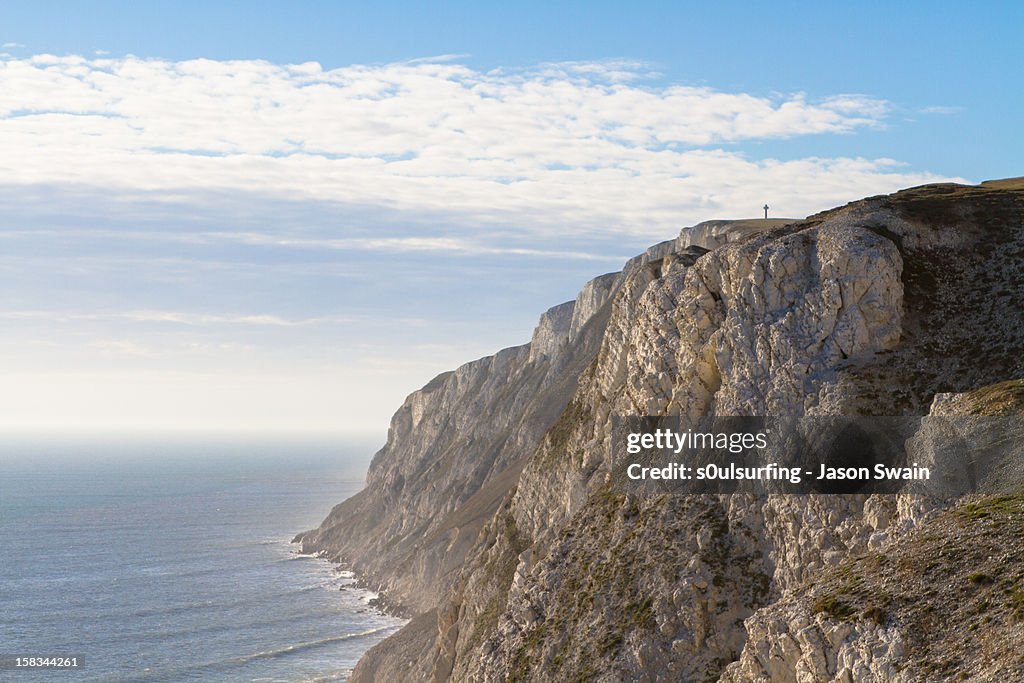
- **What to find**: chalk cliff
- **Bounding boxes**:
[300,178,1024,681]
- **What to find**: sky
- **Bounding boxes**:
[0,2,1020,434]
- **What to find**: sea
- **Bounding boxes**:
[0,433,406,682]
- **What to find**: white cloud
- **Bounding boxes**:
[0,54,957,239]
[0,310,356,326]
[921,105,962,115]
[1,42,23,49]
[0,53,979,433]
[196,232,627,260]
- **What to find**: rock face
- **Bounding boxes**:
[295,277,620,614]
[721,379,1024,683]
[301,179,1024,681]
[722,485,1024,682]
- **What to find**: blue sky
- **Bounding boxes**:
[0,2,1020,433]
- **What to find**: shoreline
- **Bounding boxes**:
[290,538,417,621]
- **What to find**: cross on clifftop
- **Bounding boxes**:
[763,204,769,219]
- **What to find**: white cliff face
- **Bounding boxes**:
[506,215,907,564]
[570,272,622,340]
[445,183,1024,682]
[672,221,904,418]
[312,180,1024,682]
[528,300,576,363]
[297,270,622,614]
[446,213,912,681]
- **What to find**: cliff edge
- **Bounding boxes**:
[301,178,1024,681]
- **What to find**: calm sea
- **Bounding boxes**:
[0,433,405,682]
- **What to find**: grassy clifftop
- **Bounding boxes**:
[804,490,1024,679]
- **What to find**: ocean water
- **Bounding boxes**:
[0,434,405,682]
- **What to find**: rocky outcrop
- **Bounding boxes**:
[722,488,1024,683]
[677,218,796,251]
[304,179,1024,681]
[722,381,1024,683]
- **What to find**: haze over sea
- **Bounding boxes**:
[0,433,404,682]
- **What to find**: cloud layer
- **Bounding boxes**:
[0,54,953,236]
[0,53,964,431]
